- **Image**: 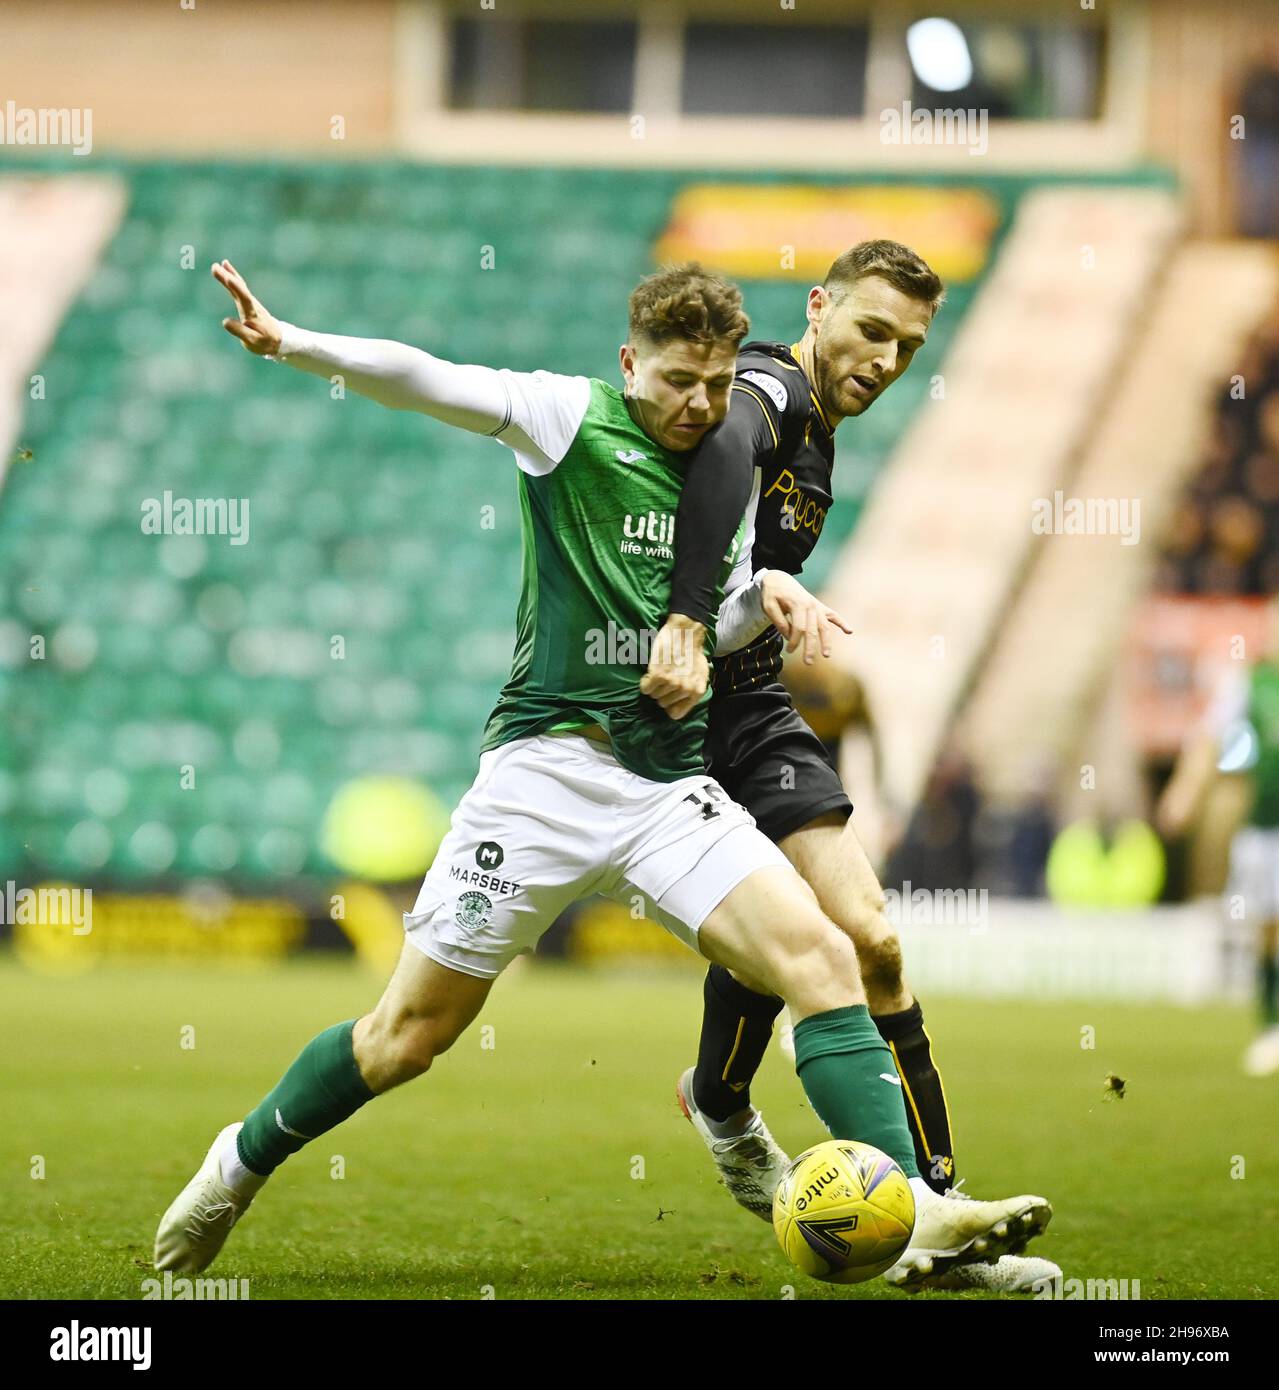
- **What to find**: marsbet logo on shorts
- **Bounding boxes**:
[448,865,522,895]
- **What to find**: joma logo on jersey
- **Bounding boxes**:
[764,469,827,537]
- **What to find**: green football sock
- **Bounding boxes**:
[793,1005,920,1179]
[237,1020,375,1176]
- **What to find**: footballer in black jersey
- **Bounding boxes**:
[649,243,1055,1288]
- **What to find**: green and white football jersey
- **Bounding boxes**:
[482,373,743,782]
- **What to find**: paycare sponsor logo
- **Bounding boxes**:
[764,470,827,537]
[0,101,93,156]
[1,880,91,933]
[50,1322,150,1369]
[140,490,250,545]
[879,100,988,156]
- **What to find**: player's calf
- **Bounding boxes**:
[353,953,491,1092]
[783,815,956,1191]
[698,865,923,1188]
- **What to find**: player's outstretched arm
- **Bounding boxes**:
[211,259,510,435]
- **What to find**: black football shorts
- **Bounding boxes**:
[704,680,853,844]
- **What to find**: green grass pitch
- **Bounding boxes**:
[2,955,1275,1300]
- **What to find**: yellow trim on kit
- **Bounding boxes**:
[888,1038,932,1162]
[922,1022,955,1153]
[721,1015,748,1083]
[787,341,833,433]
[731,382,780,448]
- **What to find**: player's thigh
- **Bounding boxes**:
[604,766,862,1012]
[695,860,866,1019]
[780,811,897,958]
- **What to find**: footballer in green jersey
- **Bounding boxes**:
[152,259,1048,1287]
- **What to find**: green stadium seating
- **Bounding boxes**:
[0,159,982,884]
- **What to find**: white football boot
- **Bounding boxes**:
[884,1185,1053,1290]
[1242,1024,1279,1077]
[901,1254,1063,1294]
[154,1123,263,1272]
[676,1067,790,1221]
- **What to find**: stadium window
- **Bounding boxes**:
[904,18,1105,120]
[448,16,638,113]
[680,23,870,118]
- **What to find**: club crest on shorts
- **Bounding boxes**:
[454,891,493,931]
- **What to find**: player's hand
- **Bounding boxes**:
[640,614,710,721]
[212,259,283,356]
[760,570,852,665]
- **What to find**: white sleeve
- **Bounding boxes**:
[271,323,591,474]
[714,568,771,656]
[713,471,770,656]
[273,322,509,431]
[492,369,593,476]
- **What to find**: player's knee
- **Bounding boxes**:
[858,927,905,1000]
[843,878,889,935]
[361,1009,462,1089]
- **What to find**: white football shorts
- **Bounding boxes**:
[1227,825,1279,923]
[404,732,789,978]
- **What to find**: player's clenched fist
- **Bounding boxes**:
[212,259,283,356]
[641,614,710,721]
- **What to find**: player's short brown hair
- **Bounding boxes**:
[628,263,750,349]
[823,240,946,315]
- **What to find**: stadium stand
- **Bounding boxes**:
[963,240,1279,803]
[0,161,958,884]
[822,184,1180,811]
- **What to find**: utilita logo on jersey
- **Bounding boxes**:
[619,511,675,559]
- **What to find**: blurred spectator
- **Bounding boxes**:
[1159,299,1279,595]
[884,749,980,892]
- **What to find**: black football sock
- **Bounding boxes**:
[872,999,956,1194]
[692,964,785,1123]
